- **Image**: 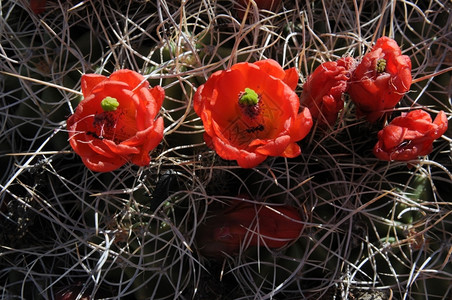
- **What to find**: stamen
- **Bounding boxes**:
[238,88,260,106]
[101,97,119,111]
[376,59,387,73]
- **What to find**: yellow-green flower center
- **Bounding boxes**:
[376,59,387,73]
[101,97,119,111]
[239,88,259,106]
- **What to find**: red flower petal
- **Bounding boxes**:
[81,74,106,97]
[67,69,164,172]
[281,141,302,158]
[283,67,300,91]
[194,59,312,168]
[373,110,448,161]
[109,69,149,89]
[129,117,164,166]
[83,156,125,173]
[348,37,412,122]
[254,59,287,81]
[287,107,313,147]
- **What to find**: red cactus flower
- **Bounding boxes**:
[30,0,46,15]
[194,59,313,168]
[373,110,448,161]
[235,0,282,20]
[67,69,164,172]
[300,57,356,125]
[196,200,303,257]
[348,37,412,122]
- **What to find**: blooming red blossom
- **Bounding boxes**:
[67,69,164,172]
[196,200,303,257]
[235,0,282,20]
[194,59,313,168]
[373,110,448,161]
[300,57,356,125]
[348,37,412,122]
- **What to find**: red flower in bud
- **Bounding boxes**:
[300,57,356,125]
[194,59,313,168]
[196,200,303,258]
[67,70,164,172]
[348,37,412,122]
[54,283,90,300]
[30,0,46,15]
[373,110,448,161]
[235,0,282,20]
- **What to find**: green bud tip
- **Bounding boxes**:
[239,88,259,106]
[376,58,387,73]
[101,97,119,111]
